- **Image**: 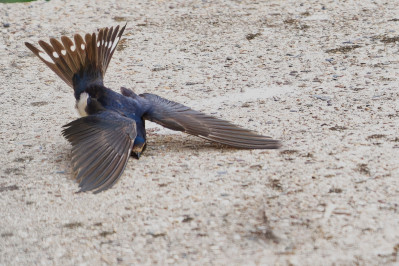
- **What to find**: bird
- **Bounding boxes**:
[25,24,281,193]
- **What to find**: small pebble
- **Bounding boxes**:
[152,65,166,71]
[312,94,332,101]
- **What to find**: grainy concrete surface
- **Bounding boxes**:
[1,0,399,265]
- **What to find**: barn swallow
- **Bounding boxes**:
[25,25,281,193]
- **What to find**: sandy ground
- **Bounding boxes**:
[1,0,399,265]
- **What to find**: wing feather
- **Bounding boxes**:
[62,111,136,193]
[130,91,280,149]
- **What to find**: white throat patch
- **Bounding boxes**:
[76,92,89,117]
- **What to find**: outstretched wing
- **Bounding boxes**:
[62,111,136,193]
[131,91,280,149]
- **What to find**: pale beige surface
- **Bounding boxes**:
[1,0,399,265]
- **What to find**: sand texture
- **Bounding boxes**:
[1,0,399,265]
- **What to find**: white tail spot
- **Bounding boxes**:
[70,45,76,52]
[52,52,59,58]
[61,50,66,55]
[39,52,54,64]
[111,36,120,51]
[108,41,112,48]
[104,42,108,48]
[97,41,100,47]
[81,44,85,50]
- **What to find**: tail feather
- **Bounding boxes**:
[25,41,72,86]
[25,24,126,90]
[100,25,123,73]
[60,35,80,73]
[50,38,79,75]
[84,33,95,68]
[97,28,107,70]
[103,27,114,71]
[39,40,74,85]
[73,33,88,72]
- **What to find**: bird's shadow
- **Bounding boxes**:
[57,133,240,166]
[145,133,238,154]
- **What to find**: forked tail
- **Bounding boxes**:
[25,25,126,91]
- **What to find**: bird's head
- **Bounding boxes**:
[132,136,146,159]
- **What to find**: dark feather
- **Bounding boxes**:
[137,93,281,149]
[60,36,81,72]
[62,111,136,193]
[73,33,87,69]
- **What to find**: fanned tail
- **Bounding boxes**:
[25,24,126,90]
